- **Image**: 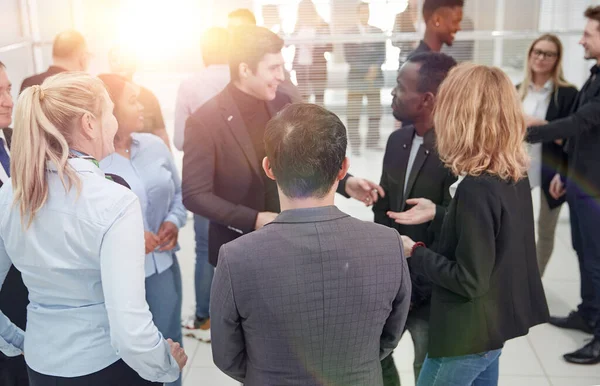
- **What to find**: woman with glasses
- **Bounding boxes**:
[519,34,578,276]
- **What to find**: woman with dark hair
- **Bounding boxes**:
[98,74,187,386]
[292,0,332,105]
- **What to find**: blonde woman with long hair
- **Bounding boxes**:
[519,34,577,277]
[0,72,186,385]
[396,63,549,385]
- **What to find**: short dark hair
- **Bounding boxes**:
[201,27,229,66]
[585,6,600,27]
[407,52,457,94]
[228,26,284,81]
[423,0,464,21]
[52,30,86,59]
[228,8,257,25]
[264,104,347,199]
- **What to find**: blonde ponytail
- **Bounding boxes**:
[12,72,107,227]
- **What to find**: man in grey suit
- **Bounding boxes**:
[211,103,411,386]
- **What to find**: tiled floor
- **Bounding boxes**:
[173,156,600,386]
[140,72,600,385]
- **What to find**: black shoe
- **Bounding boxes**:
[549,311,594,334]
[564,338,600,364]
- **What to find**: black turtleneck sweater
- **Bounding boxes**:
[228,84,280,213]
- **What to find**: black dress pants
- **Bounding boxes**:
[0,354,29,386]
[0,266,29,386]
[27,360,163,386]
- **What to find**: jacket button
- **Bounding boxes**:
[425,150,430,155]
[403,144,407,149]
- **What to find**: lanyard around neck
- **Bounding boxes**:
[68,149,114,182]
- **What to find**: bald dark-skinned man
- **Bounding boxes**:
[20,30,89,93]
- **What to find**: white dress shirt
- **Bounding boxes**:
[0,158,179,382]
[296,27,317,66]
[522,80,553,189]
[404,134,424,195]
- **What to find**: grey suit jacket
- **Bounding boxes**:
[211,206,411,386]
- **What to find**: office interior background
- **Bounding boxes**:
[3,0,600,385]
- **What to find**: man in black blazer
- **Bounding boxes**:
[0,62,28,386]
[373,52,457,386]
[182,26,383,268]
[20,30,89,93]
[526,6,600,365]
[516,81,578,276]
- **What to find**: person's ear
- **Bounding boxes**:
[79,113,96,140]
[337,157,350,181]
[262,157,276,181]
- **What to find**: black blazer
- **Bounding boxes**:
[374,127,456,308]
[527,67,600,199]
[182,86,350,266]
[411,174,549,358]
[517,84,578,208]
[19,66,66,93]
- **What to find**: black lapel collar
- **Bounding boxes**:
[401,129,435,211]
[218,88,263,179]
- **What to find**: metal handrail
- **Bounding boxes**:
[0,28,585,55]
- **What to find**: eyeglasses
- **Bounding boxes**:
[531,49,558,60]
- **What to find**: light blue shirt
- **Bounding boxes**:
[101,133,187,277]
[0,157,180,382]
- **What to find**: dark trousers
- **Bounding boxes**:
[0,266,29,386]
[27,360,162,386]
[568,190,600,334]
[381,354,400,386]
[0,355,29,386]
[295,65,326,105]
[381,309,430,386]
[347,87,382,149]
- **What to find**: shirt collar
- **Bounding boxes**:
[449,174,466,198]
[528,80,553,92]
[270,205,349,224]
[47,157,106,178]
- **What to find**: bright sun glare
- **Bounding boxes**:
[115,0,205,65]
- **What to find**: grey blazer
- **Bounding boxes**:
[210,206,411,386]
